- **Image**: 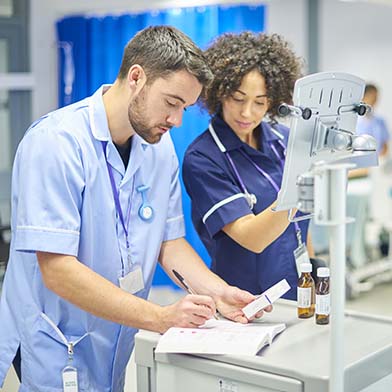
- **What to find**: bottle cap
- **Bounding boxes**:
[300,263,312,273]
[317,267,330,277]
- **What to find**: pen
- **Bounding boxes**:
[172,269,197,295]
[172,269,219,320]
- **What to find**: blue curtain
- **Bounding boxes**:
[57,5,265,287]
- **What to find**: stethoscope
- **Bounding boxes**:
[208,122,302,241]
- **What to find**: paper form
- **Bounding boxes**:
[156,319,285,356]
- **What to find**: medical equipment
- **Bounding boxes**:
[276,72,377,392]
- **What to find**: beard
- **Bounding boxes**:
[128,88,171,144]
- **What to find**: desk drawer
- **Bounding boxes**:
[155,353,302,392]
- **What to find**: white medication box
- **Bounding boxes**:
[242,279,291,319]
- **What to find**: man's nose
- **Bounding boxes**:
[167,109,183,128]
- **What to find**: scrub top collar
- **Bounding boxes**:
[89,85,113,142]
[262,121,285,143]
[89,84,150,148]
[211,114,283,154]
[211,115,243,152]
[89,85,150,179]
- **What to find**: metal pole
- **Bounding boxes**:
[307,0,320,73]
[328,167,347,392]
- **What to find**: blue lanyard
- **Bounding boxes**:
[226,139,284,195]
[227,139,302,237]
[102,142,131,269]
[237,142,283,194]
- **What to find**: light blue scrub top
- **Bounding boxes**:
[356,114,390,154]
[0,85,185,391]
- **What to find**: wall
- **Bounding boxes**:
[319,0,392,128]
[267,0,307,62]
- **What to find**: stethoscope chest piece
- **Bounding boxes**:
[245,192,257,209]
[137,185,154,222]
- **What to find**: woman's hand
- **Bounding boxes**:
[214,286,272,323]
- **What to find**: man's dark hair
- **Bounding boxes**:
[118,25,212,88]
[201,32,303,121]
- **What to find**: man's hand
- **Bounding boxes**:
[159,294,216,333]
[215,286,272,323]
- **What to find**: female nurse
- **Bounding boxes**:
[183,32,313,300]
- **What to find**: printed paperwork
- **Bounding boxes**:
[155,318,285,356]
[242,279,291,319]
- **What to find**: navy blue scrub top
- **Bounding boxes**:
[183,115,309,300]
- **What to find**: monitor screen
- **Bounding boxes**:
[276,72,376,211]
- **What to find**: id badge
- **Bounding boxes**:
[293,243,310,277]
[62,366,78,392]
[119,266,144,294]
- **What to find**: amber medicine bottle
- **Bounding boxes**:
[316,267,330,325]
[297,263,315,318]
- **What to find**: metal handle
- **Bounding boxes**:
[288,209,313,223]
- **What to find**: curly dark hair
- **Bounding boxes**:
[202,31,303,121]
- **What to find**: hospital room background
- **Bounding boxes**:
[1,0,392,391]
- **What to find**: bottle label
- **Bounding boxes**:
[316,294,330,315]
[297,287,311,307]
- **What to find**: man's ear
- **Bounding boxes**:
[127,65,146,90]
